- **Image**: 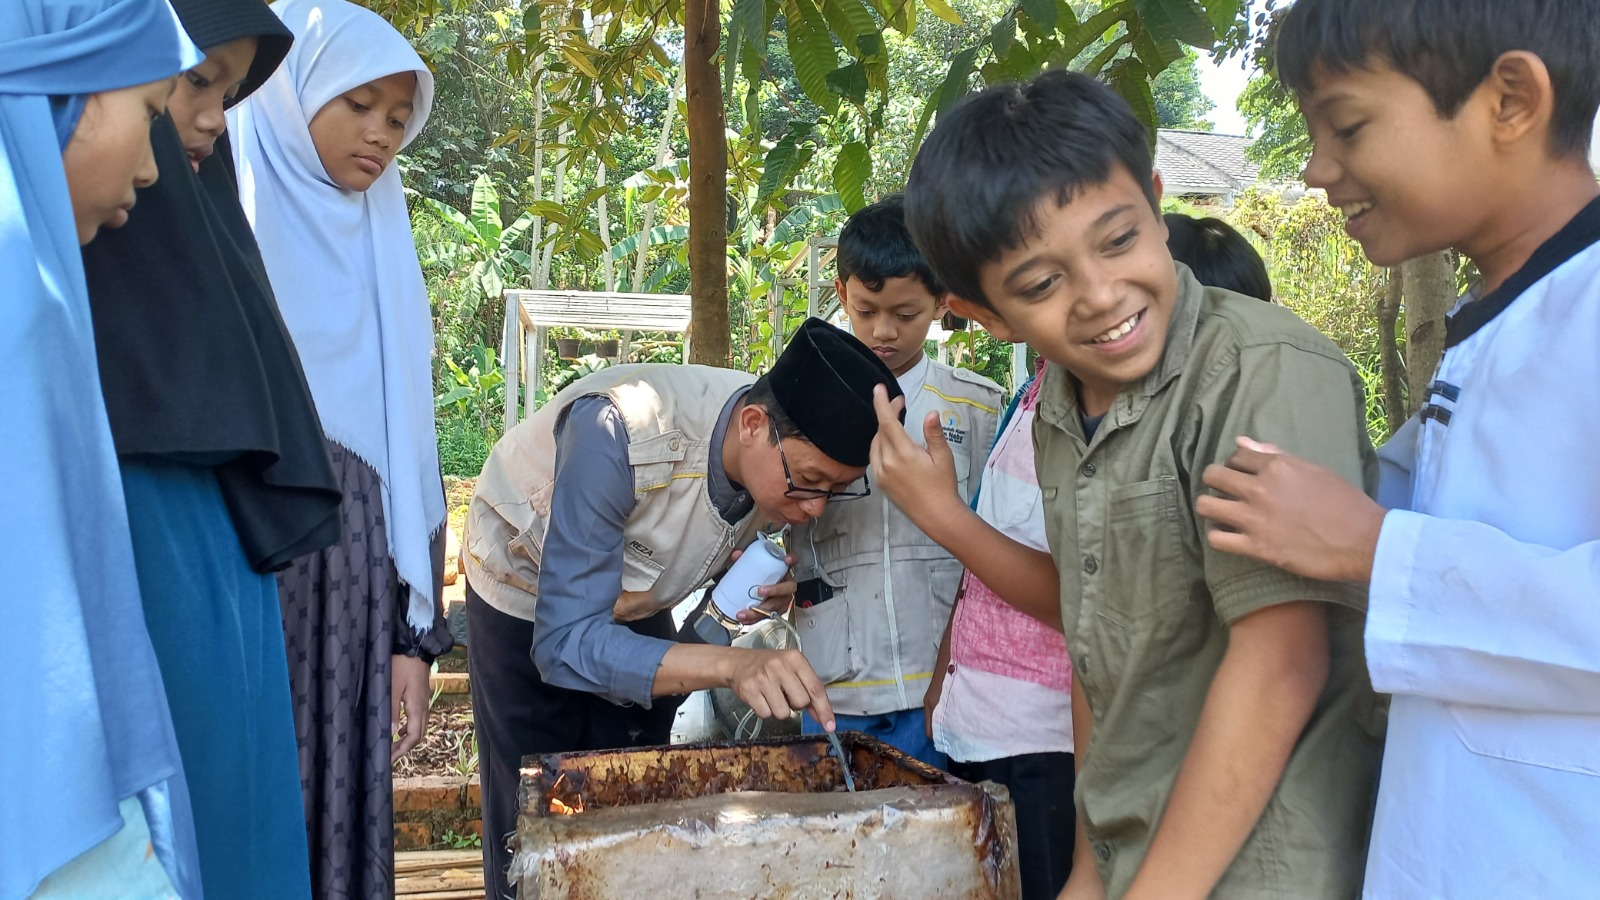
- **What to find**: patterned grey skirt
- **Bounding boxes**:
[277,439,450,900]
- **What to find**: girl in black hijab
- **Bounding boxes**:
[80,0,340,895]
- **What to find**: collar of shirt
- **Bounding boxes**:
[1036,263,1204,439]
[895,352,931,396]
[708,386,754,523]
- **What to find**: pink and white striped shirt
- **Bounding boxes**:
[932,364,1074,762]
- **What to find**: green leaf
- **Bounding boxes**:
[422,196,473,238]
[478,264,504,301]
[870,0,913,33]
[605,224,691,261]
[1132,0,1215,48]
[726,0,767,104]
[832,141,872,212]
[435,386,473,408]
[1201,0,1242,33]
[783,0,842,114]
[1131,22,1183,72]
[771,193,844,244]
[526,201,570,223]
[920,0,963,25]
[912,45,976,149]
[419,21,457,57]
[1047,3,1132,70]
[1018,0,1055,29]
[1108,56,1158,141]
[989,16,1016,60]
[817,0,881,58]
[522,3,540,38]
[825,62,869,106]
[502,211,537,249]
[757,138,802,209]
[469,174,502,244]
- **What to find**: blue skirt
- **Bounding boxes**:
[121,459,312,899]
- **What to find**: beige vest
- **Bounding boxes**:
[790,358,1004,716]
[463,364,763,623]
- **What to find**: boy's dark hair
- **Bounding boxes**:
[904,70,1157,310]
[1275,0,1600,159]
[1164,214,1273,302]
[836,194,945,296]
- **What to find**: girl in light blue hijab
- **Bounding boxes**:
[0,1,205,896]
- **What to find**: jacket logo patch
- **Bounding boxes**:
[941,409,966,445]
[627,540,655,557]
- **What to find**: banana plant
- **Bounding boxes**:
[416,172,535,302]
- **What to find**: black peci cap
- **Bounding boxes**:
[766,318,905,467]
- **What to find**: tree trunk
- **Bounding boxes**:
[1377,267,1407,433]
[685,0,730,367]
[1400,250,1456,414]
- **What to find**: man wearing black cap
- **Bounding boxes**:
[461,318,903,898]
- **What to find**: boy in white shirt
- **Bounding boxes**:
[790,195,1003,766]
[1198,1,1600,895]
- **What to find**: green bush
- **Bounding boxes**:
[437,412,498,478]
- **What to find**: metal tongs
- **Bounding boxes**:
[826,731,857,792]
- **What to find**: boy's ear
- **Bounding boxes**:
[833,277,849,306]
[1151,169,1166,207]
[1485,51,1555,150]
[947,295,1020,343]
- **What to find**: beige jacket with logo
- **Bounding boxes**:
[790,357,1004,717]
[463,364,763,624]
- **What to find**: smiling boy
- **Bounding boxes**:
[789,196,1003,766]
[895,71,1384,898]
[1195,1,1600,896]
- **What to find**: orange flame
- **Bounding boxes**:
[549,797,585,816]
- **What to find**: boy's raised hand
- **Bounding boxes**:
[869,384,961,526]
[1197,436,1385,584]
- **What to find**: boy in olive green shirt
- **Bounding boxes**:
[873,71,1384,898]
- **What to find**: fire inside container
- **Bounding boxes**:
[510,733,1021,899]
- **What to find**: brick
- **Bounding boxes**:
[393,821,431,851]
[464,820,482,838]
[465,775,482,808]
[394,775,466,812]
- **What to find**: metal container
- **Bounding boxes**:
[510,734,1021,899]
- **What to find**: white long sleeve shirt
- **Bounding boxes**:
[1362,201,1600,898]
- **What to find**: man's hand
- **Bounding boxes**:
[1196,437,1384,583]
[391,654,432,762]
[736,549,799,624]
[720,646,835,731]
[869,384,963,528]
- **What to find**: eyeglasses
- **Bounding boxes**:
[771,422,871,501]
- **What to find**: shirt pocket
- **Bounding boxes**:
[1098,477,1187,627]
[502,523,545,595]
[620,540,665,594]
[1448,703,1600,776]
[795,590,858,685]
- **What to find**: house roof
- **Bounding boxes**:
[1155,129,1260,197]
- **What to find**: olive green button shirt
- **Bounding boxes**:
[1034,266,1386,899]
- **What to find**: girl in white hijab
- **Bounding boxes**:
[229,1,450,895]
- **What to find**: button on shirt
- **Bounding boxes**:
[1033,267,1386,899]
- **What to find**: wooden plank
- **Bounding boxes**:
[395,850,482,874]
[397,871,485,892]
[398,890,484,900]
[507,289,692,333]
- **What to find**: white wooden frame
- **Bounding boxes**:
[502,289,692,429]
